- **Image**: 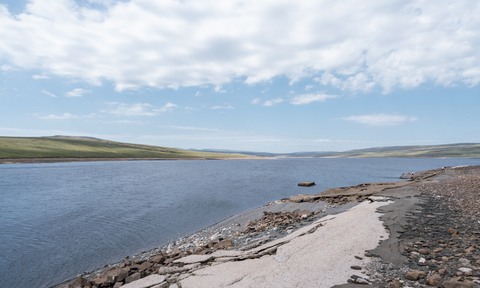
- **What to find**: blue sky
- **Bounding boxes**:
[1,0,479,153]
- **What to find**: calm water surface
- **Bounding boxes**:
[1,158,479,288]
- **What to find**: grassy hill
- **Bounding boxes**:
[192,143,480,158]
[0,136,251,159]
[322,143,480,158]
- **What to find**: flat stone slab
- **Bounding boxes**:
[173,254,213,264]
[121,274,166,288]
[210,250,243,258]
[158,264,199,275]
[179,201,391,288]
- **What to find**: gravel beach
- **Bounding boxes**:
[57,165,480,288]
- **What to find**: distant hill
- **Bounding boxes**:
[192,143,480,158]
[326,143,480,158]
[0,137,253,159]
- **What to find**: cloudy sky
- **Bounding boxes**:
[1,0,479,153]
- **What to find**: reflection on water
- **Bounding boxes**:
[0,158,478,287]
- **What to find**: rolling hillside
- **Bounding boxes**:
[326,143,480,158]
[193,143,480,158]
[0,136,251,159]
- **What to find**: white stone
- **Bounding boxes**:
[418,257,426,263]
[458,267,472,273]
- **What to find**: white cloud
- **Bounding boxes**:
[262,98,283,107]
[214,85,226,93]
[305,85,315,91]
[211,105,234,110]
[158,102,178,112]
[195,91,200,96]
[160,125,218,131]
[251,98,260,104]
[103,102,177,116]
[42,90,57,97]
[341,113,418,126]
[290,93,338,105]
[66,88,90,97]
[33,74,50,79]
[0,1,479,93]
[1,64,12,71]
[185,106,196,111]
[38,113,97,119]
[108,120,145,124]
[314,139,361,143]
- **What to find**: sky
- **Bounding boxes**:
[0,0,479,153]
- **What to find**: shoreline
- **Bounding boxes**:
[54,165,480,288]
[0,157,266,164]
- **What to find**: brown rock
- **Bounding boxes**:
[72,276,88,287]
[92,276,108,287]
[125,272,141,284]
[137,261,153,272]
[448,228,459,235]
[439,269,446,275]
[388,280,402,288]
[466,246,475,254]
[151,255,166,264]
[427,274,443,286]
[213,240,233,249]
[107,268,128,283]
[113,283,123,288]
[434,248,445,253]
[405,270,423,280]
[419,248,430,255]
[442,279,475,288]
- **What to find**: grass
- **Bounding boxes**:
[325,143,480,158]
[0,137,253,159]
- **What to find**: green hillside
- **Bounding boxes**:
[0,136,251,159]
[324,143,480,158]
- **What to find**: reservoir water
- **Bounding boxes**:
[1,158,479,288]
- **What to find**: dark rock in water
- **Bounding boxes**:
[298,182,315,187]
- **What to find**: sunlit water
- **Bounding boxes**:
[0,158,479,288]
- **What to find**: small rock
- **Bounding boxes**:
[405,270,426,281]
[458,267,472,273]
[442,279,474,288]
[418,248,429,255]
[426,274,443,286]
[351,266,362,270]
[388,280,402,288]
[355,278,369,285]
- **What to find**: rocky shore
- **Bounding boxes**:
[56,165,480,288]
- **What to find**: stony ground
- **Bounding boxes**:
[350,166,480,288]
